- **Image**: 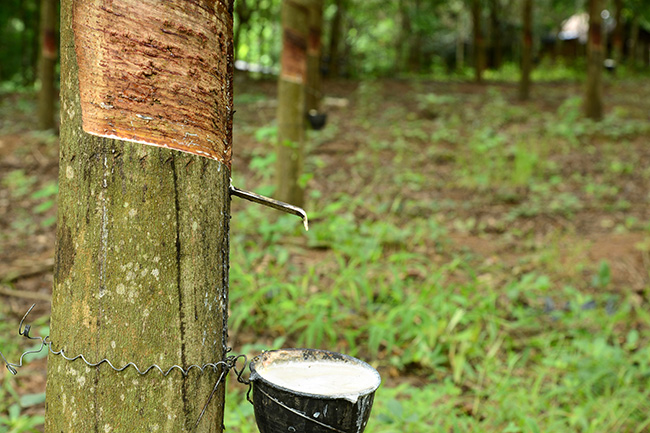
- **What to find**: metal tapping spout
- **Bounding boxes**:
[229,183,309,231]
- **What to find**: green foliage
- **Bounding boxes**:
[0,0,41,84]
[0,404,44,433]
[223,76,650,432]
[0,308,48,432]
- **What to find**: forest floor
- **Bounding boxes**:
[1,75,649,431]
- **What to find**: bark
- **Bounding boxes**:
[327,0,343,77]
[488,0,501,69]
[395,0,411,74]
[37,0,58,130]
[306,0,324,113]
[612,0,623,64]
[585,0,603,120]
[628,14,639,69]
[456,17,464,71]
[519,0,533,101]
[407,0,422,73]
[276,0,309,207]
[471,0,485,83]
[45,1,233,432]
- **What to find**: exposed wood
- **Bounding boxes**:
[73,0,234,164]
[45,1,233,432]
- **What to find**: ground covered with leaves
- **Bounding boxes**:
[1,75,649,432]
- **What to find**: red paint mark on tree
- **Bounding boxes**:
[73,0,233,165]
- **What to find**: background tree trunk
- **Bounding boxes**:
[45,1,233,432]
[519,0,533,101]
[585,0,603,120]
[471,0,485,83]
[37,0,57,130]
[488,0,502,69]
[395,0,411,74]
[276,0,309,207]
[612,0,623,65]
[407,0,422,73]
[327,0,343,78]
[306,0,324,113]
[456,17,465,71]
[627,14,639,69]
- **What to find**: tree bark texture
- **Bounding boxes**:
[407,0,422,73]
[612,0,623,64]
[38,0,58,130]
[276,0,309,207]
[488,0,501,69]
[45,1,233,432]
[327,0,343,78]
[471,0,485,83]
[585,0,603,120]
[519,0,532,101]
[306,0,323,113]
[628,15,639,69]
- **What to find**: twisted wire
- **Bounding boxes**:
[1,304,239,378]
[1,304,254,427]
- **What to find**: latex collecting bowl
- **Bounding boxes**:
[249,348,381,433]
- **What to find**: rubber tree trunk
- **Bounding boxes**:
[37,0,57,130]
[612,0,623,65]
[306,0,324,113]
[471,0,485,83]
[395,0,411,74]
[456,18,465,71]
[45,1,233,432]
[327,0,343,78]
[519,0,533,101]
[585,0,603,121]
[488,0,501,69]
[276,0,309,207]
[407,0,423,73]
[628,15,639,69]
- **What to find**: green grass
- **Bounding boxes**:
[223,77,650,431]
[2,76,650,431]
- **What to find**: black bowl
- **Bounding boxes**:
[249,348,381,433]
[307,111,328,130]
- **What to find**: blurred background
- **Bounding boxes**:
[1,0,649,432]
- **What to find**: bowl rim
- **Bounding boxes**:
[249,348,381,401]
